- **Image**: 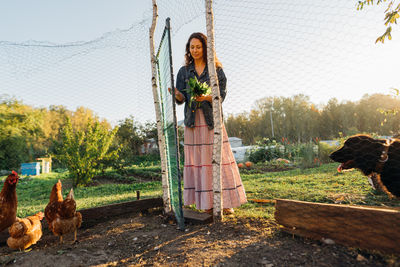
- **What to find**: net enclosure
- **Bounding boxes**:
[1,0,399,124]
[156,18,184,230]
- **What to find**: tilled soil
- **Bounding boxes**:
[0,209,398,267]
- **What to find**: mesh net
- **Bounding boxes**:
[0,20,154,124]
[155,0,400,119]
[1,1,399,125]
[156,21,184,230]
[1,0,400,213]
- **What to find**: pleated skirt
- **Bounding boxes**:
[183,109,247,210]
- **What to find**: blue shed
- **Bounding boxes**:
[21,162,40,176]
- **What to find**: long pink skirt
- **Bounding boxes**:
[183,109,247,210]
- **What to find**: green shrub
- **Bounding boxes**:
[318,142,338,163]
[298,142,318,169]
[131,154,160,167]
[247,138,284,163]
[57,118,120,187]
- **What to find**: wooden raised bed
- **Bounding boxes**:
[78,197,163,228]
[275,199,400,255]
[0,197,163,244]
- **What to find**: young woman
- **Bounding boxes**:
[173,32,246,214]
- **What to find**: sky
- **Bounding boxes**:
[0,1,150,43]
[0,0,399,124]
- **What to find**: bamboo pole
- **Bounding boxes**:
[205,0,223,221]
[149,0,171,213]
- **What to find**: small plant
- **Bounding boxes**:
[298,142,318,169]
[318,142,337,164]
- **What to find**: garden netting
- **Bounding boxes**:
[156,19,184,230]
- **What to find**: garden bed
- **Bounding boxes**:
[0,209,397,266]
[1,164,399,265]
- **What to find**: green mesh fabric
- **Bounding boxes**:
[156,21,184,230]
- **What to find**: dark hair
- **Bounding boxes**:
[184,32,222,68]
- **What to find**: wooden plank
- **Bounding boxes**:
[275,199,400,255]
[183,209,213,224]
[78,198,163,228]
[166,208,213,225]
[248,199,276,204]
[0,198,163,244]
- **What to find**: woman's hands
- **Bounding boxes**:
[168,87,184,102]
[195,95,212,103]
[168,88,212,103]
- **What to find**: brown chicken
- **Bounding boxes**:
[0,171,19,233]
[45,181,82,243]
[44,180,63,230]
[7,212,44,250]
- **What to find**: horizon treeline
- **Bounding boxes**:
[225,93,400,145]
[1,93,399,170]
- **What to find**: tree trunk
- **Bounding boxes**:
[205,0,223,221]
[149,0,171,213]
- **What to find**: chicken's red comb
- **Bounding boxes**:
[11,170,18,176]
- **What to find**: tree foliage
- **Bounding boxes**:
[113,116,158,167]
[57,118,120,187]
[225,93,400,145]
[0,97,43,169]
[357,0,400,43]
[0,95,159,172]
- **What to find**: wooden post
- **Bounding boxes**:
[275,199,400,255]
[149,0,171,213]
[205,0,223,221]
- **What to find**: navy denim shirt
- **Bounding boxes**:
[175,62,227,129]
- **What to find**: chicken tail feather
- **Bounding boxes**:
[66,188,74,200]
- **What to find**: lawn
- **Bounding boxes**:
[1,167,163,218]
[2,163,399,218]
[235,163,400,219]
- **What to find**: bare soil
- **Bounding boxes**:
[0,208,398,267]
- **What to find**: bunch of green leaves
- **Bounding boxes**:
[185,77,212,107]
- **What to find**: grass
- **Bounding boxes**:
[234,163,400,219]
[1,163,399,219]
[1,171,162,218]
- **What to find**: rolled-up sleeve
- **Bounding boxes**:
[217,67,227,102]
[175,67,187,105]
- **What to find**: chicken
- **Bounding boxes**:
[45,180,82,243]
[7,212,44,250]
[51,211,82,244]
[0,171,19,233]
[44,180,63,230]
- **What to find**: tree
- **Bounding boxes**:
[0,97,43,169]
[57,118,120,187]
[357,0,400,43]
[112,116,144,170]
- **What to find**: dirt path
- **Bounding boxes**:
[0,209,398,267]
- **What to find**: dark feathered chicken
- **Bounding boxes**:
[0,171,19,233]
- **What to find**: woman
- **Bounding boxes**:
[173,32,246,214]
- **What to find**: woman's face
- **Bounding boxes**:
[189,38,203,61]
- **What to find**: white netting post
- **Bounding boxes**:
[149,0,171,213]
[206,0,223,221]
